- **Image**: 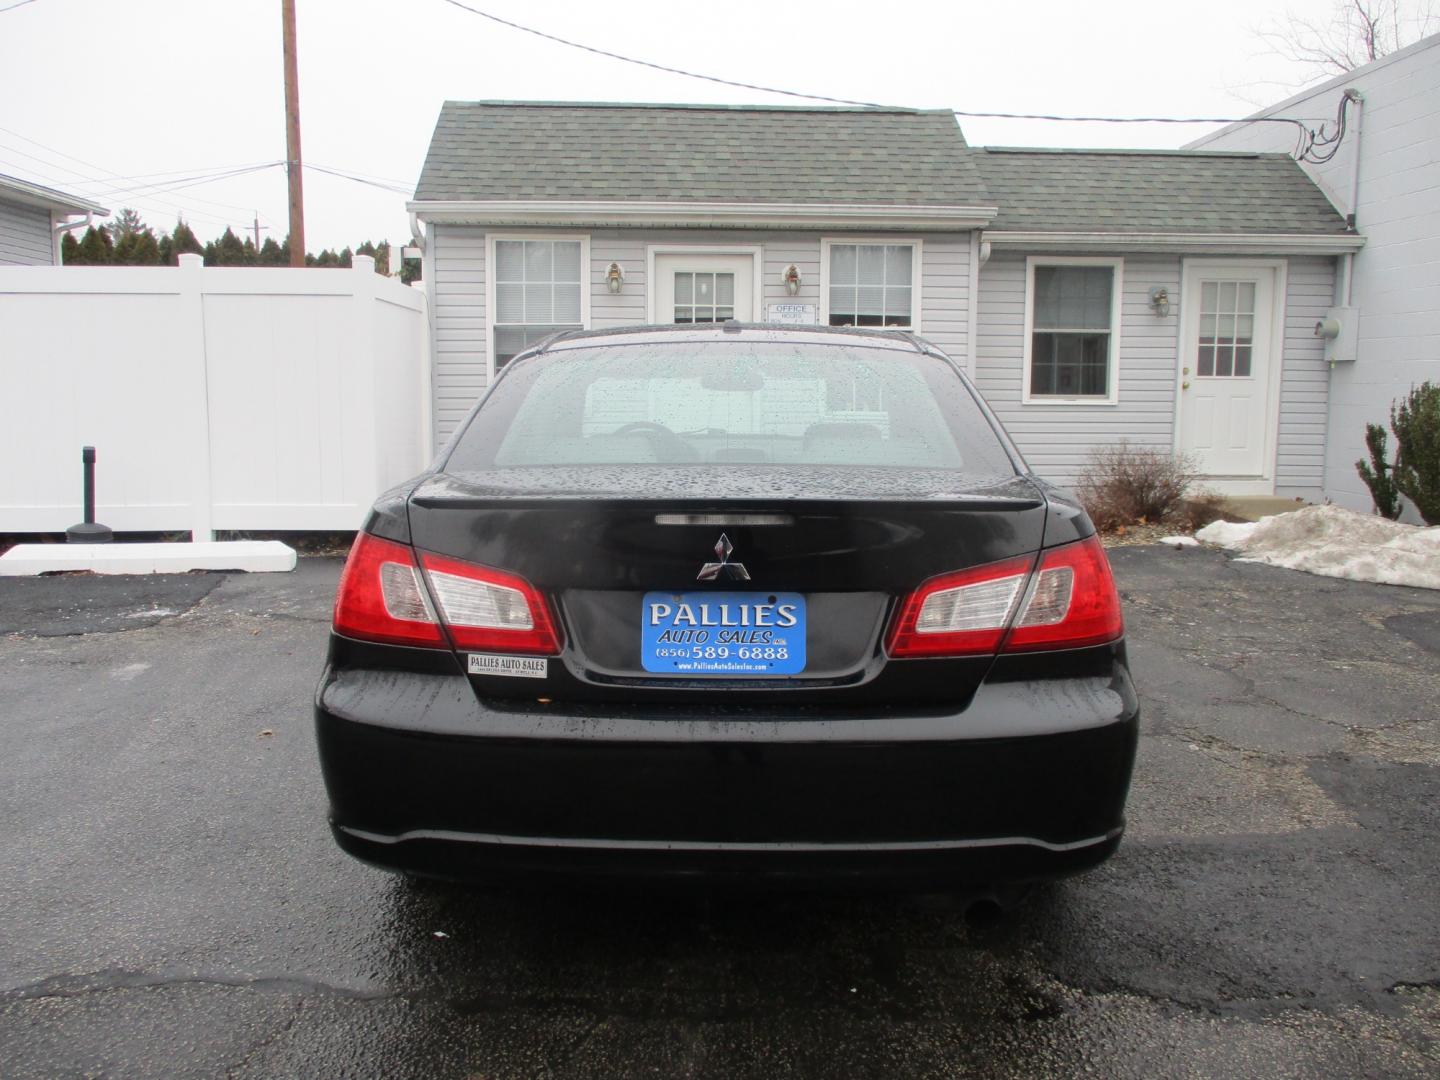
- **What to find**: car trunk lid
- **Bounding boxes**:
[406,468,1049,704]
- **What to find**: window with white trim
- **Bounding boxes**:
[492,239,583,371]
[1026,260,1120,400]
[826,242,916,327]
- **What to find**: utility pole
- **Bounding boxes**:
[249,212,269,252]
[281,0,305,267]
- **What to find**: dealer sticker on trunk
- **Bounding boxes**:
[467,653,548,679]
[641,591,806,676]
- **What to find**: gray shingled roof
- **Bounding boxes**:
[974,148,1349,234]
[414,102,991,206]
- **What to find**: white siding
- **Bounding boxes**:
[919,236,970,362]
[427,226,974,445]
[976,251,1334,497]
[975,253,1182,487]
[430,225,487,445]
[0,199,54,266]
[1277,256,1336,496]
[1189,34,1440,508]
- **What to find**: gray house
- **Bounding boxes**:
[0,174,107,266]
[409,102,1363,497]
[1187,31,1439,512]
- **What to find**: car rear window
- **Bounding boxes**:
[444,339,1017,476]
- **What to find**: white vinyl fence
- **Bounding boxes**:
[0,255,431,538]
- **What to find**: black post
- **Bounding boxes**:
[82,446,96,524]
[66,445,113,543]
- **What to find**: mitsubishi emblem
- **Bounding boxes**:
[697,533,751,581]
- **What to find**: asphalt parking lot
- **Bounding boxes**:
[1,545,1438,1079]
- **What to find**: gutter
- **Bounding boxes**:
[52,211,97,264]
[981,230,1365,255]
[408,199,999,233]
[53,212,96,236]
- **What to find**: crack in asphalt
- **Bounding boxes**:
[224,996,306,1080]
[1,969,395,1004]
[12,961,1432,1030]
[0,576,227,639]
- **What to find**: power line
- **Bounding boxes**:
[96,162,284,201]
[307,160,415,188]
[0,160,238,230]
[0,124,280,219]
[60,160,280,190]
[431,0,1308,132]
[303,162,412,195]
[0,0,43,14]
[434,0,890,109]
[0,142,251,230]
[0,157,236,230]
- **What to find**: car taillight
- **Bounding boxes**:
[332,533,563,655]
[417,552,563,655]
[1006,536,1124,652]
[886,555,1034,657]
[886,536,1123,658]
[332,532,445,648]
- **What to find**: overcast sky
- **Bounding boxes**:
[0,0,1356,251]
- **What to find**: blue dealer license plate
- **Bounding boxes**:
[640,591,806,675]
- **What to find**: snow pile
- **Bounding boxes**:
[1195,504,1440,589]
[1158,535,1200,548]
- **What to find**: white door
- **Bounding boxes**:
[1178,266,1278,480]
[652,253,755,324]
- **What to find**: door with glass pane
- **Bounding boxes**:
[652,253,755,324]
[1178,266,1276,478]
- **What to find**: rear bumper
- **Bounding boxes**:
[314,664,1138,887]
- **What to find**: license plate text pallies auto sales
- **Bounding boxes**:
[640,591,806,675]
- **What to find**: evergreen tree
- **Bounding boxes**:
[113,224,161,264]
[60,232,82,265]
[338,246,353,268]
[169,220,203,263]
[258,237,285,266]
[241,237,259,265]
[108,208,146,245]
[73,225,114,265]
[204,227,248,266]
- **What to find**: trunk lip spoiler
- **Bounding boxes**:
[409,491,1047,511]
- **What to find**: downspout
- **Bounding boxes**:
[968,234,992,373]
[1321,89,1364,503]
[411,210,439,456]
[1343,88,1364,307]
[53,212,95,263]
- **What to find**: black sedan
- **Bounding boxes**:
[315,324,1137,890]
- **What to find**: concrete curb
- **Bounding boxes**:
[0,541,298,576]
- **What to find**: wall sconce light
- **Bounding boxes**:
[605,262,625,294]
[1148,285,1171,317]
[782,264,802,296]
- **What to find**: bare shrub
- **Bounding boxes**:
[1076,442,1199,532]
